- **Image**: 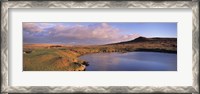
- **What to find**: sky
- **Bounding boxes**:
[23,22,177,45]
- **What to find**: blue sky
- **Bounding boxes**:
[23,22,177,45]
[109,23,177,37]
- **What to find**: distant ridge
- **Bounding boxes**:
[107,36,177,45]
[130,36,149,42]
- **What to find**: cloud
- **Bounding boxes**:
[23,22,140,45]
[23,23,43,32]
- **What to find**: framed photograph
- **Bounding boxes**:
[1,1,199,93]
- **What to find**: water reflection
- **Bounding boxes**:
[79,52,177,71]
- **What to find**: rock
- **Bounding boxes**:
[73,62,86,71]
[82,61,89,66]
[75,65,86,71]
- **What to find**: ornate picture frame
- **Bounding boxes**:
[1,1,199,93]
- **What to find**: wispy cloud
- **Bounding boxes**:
[23,22,140,45]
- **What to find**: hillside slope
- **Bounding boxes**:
[110,36,177,45]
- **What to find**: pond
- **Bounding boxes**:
[79,52,177,71]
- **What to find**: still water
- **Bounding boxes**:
[79,52,177,71]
